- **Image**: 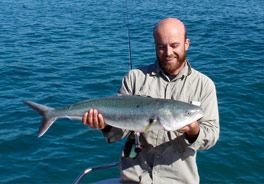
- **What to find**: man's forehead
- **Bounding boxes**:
[154,30,185,44]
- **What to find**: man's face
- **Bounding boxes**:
[155,27,189,75]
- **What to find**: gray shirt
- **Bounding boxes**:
[102,61,219,184]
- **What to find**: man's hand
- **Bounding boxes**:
[82,109,107,129]
[178,121,200,143]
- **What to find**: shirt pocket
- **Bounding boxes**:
[135,84,163,98]
[136,89,164,99]
[135,89,151,97]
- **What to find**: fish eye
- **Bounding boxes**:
[185,111,191,116]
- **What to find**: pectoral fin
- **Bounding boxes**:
[145,118,158,131]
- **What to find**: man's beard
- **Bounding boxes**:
[158,51,186,74]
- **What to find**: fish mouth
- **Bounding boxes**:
[191,111,204,122]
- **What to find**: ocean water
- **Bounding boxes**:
[0,0,263,183]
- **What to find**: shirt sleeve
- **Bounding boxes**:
[101,126,130,143]
[118,70,135,95]
[184,78,220,151]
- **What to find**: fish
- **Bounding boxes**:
[24,95,204,137]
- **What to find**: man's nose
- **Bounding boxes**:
[166,46,173,56]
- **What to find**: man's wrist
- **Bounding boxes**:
[185,130,200,143]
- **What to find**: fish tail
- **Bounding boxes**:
[24,101,57,138]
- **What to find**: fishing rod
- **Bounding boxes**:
[126,0,132,70]
[126,0,142,154]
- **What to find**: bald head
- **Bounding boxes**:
[153,18,187,41]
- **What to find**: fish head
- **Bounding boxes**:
[159,106,204,131]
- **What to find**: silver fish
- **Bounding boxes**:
[24,95,204,137]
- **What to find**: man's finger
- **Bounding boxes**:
[88,109,94,128]
[98,114,106,129]
[82,112,88,125]
[93,109,99,129]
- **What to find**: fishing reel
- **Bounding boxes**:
[124,131,142,159]
[134,132,142,153]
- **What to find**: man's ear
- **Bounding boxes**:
[185,38,190,51]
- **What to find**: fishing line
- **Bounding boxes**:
[125,0,132,69]
[126,0,143,154]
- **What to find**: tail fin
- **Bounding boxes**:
[24,101,57,138]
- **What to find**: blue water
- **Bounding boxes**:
[1,0,264,183]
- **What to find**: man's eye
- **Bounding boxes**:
[171,44,179,48]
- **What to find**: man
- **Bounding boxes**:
[82,18,219,184]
